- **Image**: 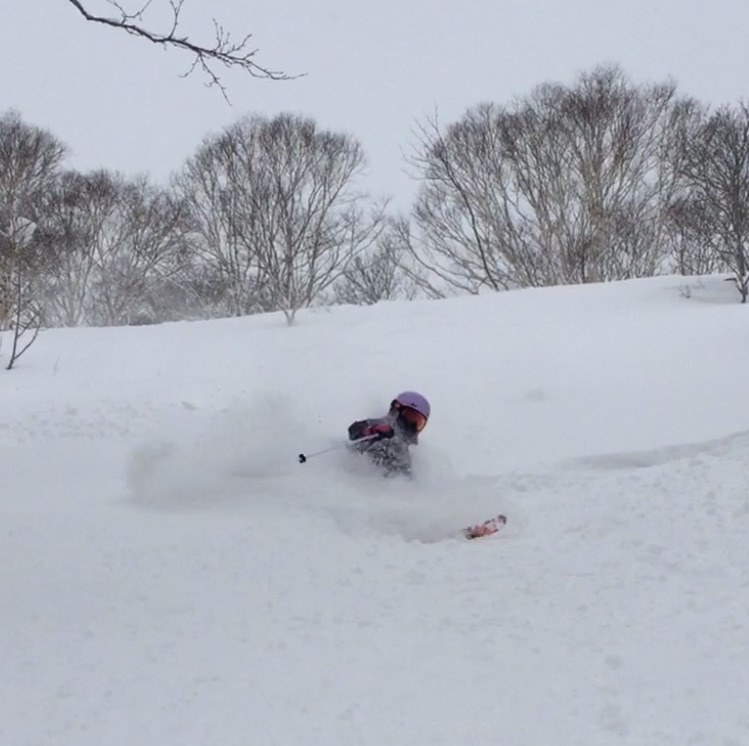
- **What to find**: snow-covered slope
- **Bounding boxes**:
[3,275,749,745]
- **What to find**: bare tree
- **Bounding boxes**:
[0,111,66,367]
[376,216,453,299]
[333,221,416,305]
[36,170,191,325]
[408,108,522,294]
[676,102,749,301]
[174,131,263,316]
[407,66,690,292]
[0,111,67,324]
[177,113,386,324]
[1,219,44,369]
[34,170,118,326]
[665,195,726,276]
[89,174,190,325]
[539,71,690,283]
[65,0,294,98]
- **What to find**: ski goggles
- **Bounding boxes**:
[398,405,428,433]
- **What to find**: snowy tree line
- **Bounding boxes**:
[405,66,749,300]
[2,64,749,364]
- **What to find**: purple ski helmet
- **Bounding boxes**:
[392,391,431,420]
[390,391,431,432]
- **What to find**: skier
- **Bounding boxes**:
[347,391,430,477]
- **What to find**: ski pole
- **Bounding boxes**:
[298,434,378,464]
[297,444,342,463]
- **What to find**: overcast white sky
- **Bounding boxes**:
[2,0,748,206]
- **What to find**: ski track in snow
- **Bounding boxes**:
[3,275,749,746]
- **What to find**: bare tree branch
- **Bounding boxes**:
[65,0,297,100]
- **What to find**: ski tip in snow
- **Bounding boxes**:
[462,514,507,540]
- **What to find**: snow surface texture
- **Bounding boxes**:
[3,275,749,745]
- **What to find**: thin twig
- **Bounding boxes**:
[66,0,299,101]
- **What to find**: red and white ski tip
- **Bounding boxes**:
[462,514,507,539]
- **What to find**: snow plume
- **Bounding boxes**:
[272,439,510,544]
[125,394,309,509]
[125,391,505,541]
